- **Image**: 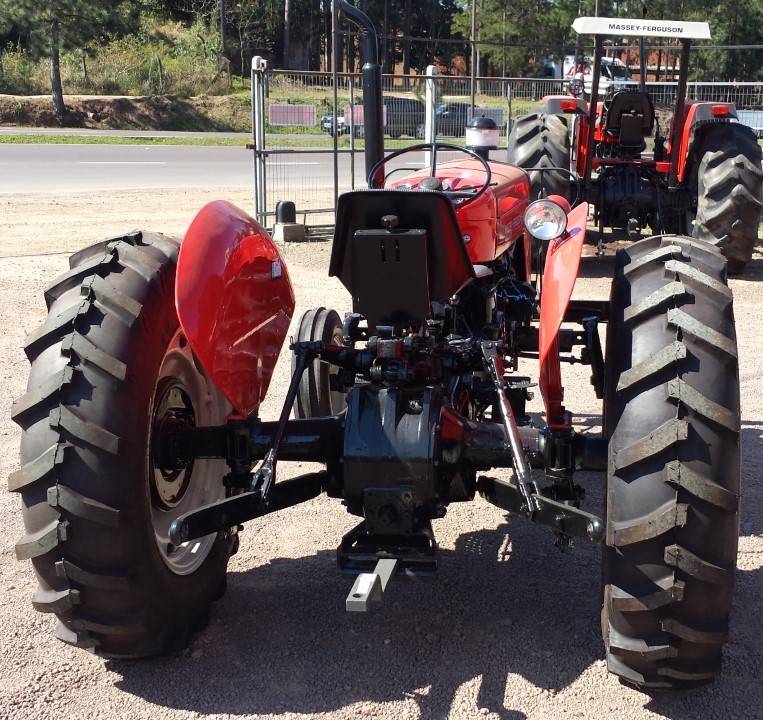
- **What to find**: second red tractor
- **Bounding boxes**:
[509,17,762,273]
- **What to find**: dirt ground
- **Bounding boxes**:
[1,188,761,720]
[0,94,251,132]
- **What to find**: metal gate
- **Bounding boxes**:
[250,57,763,232]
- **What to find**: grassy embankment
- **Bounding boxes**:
[0,19,535,140]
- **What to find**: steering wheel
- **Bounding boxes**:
[366,142,493,208]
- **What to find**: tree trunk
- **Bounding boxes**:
[81,51,90,87]
[50,18,66,123]
[323,0,331,71]
[219,0,227,65]
[382,0,390,72]
[402,0,412,86]
[283,0,291,69]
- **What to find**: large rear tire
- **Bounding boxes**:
[690,123,762,275]
[602,234,740,688]
[507,113,571,200]
[10,232,233,658]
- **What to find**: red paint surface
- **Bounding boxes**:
[387,159,530,266]
[176,201,295,418]
[574,114,590,177]
[591,157,670,174]
[538,202,589,426]
[440,406,465,441]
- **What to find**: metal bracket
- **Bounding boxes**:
[346,558,398,612]
[581,316,605,399]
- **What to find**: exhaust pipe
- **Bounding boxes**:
[337,1,384,187]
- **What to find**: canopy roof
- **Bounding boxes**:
[572,17,711,40]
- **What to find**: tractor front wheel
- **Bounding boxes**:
[293,307,347,418]
[690,122,762,274]
[11,232,233,658]
[602,234,740,688]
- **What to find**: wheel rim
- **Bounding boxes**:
[148,329,227,575]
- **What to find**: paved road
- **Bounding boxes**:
[0,143,343,193]
[0,142,457,194]
[0,127,253,139]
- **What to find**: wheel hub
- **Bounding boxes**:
[147,330,229,576]
[151,385,196,509]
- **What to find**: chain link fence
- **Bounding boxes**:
[252,62,763,229]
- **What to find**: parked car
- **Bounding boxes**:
[737,109,763,138]
[414,102,480,139]
[320,113,347,137]
[383,96,425,138]
[347,96,426,139]
[435,102,472,136]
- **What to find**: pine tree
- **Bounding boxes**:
[0,0,140,121]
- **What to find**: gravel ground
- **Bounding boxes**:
[1,188,761,720]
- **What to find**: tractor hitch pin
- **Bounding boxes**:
[346,558,398,612]
[480,341,538,514]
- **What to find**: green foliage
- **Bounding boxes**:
[0,0,142,58]
[0,19,231,96]
[451,0,580,75]
[0,0,760,101]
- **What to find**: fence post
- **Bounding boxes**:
[424,64,438,168]
[348,75,355,189]
[251,55,268,227]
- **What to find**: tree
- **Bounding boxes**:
[0,0,141,122]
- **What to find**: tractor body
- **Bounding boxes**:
[11,7,743,690]
[175,176,600,575]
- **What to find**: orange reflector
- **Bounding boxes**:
[712,104,731,117]
[560,99,578,112]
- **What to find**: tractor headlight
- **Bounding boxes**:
[523,199,568,241]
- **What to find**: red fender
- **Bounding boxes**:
[176,201,295,418]
[673,101,737,183]
[538,202,589,428]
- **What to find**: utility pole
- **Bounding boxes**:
[469,0,477,112]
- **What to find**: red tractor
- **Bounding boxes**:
[509,17,763,273]
[11,6,740,690]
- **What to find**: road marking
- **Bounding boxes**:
[78,161,167,165]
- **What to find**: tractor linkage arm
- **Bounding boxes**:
[168,343,324,546]
[167,338,606,550]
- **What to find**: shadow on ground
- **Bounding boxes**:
[578,234,763,282]
[108,426,763,719]
[110,517,602,719]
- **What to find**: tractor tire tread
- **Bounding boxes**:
[507,113,571,200]
[607,500,688,546]
[11,231,229,659]
[603,234,739,689]
[691,122,763,272]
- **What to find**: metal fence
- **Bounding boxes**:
[251,62,763,230]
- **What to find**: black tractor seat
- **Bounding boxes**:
[604,90,655,149]
[329,190,476,330]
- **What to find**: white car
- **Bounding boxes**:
[563,55,639,96]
